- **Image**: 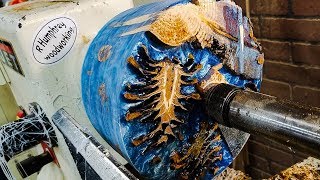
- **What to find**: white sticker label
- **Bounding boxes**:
[32,17,77,64]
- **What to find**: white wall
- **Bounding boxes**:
[133,0,160,6]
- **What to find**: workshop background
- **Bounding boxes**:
[234,0,320,179]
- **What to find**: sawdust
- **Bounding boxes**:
[268,157,320,180]
[216,167,251,180]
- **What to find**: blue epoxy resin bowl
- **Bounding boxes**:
[81,0,263,179]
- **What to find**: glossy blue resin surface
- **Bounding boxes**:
[82,0,261,179]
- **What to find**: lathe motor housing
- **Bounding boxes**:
[0,0,134,179]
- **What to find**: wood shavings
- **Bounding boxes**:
[150,2,236,48]
[268,157,320,180]
[216,167,251,180]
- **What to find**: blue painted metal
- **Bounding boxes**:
[81,0,262,179]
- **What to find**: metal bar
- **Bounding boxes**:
[245,0,250,19]
[205,83,320,157]
[52,109,137,180]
